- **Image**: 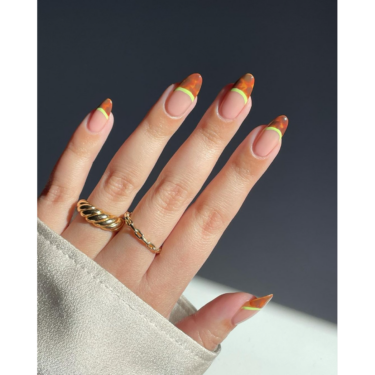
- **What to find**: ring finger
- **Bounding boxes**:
[98,74,255,287]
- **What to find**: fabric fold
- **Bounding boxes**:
[37,218,220,375]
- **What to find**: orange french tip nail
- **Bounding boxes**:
[230,73,255,102]
[266,115,289,138]
[175,73,203,100]
[88,98,112,132]
[98,98,113,117]
[232,294,273,325]
[241,294,273,310]
[166,74,202,117]
[219,73,254,119]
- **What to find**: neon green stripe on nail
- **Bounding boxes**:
[265,127,282,140]
[241,307,261,311]
[97,107,109,119]
[175,87,195,102]
[230,88,248,104]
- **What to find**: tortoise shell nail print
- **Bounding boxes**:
[230,73,255,103]
[97,98,113,119]
[241,294,273,311]
[175,73,203,101]
[265,115,289,139]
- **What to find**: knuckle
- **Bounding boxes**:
[66,138,92,161]
[144,116,175,140]
[40,182,76,204]
[230,154,254,183]
[102,168,138,201]
[200,328,223,350]
[191,314,224,350]
[197,124,223,149]
[194,203,226,239]
[152,176,191,213]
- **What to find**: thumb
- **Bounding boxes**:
[175,292,273,351]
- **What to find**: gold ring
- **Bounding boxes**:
[124,211,162,254]
[77,199,124,231]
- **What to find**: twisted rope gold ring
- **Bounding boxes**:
[77,199,124,231]
[124,211,162,254]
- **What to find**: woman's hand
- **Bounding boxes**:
[38,73,288,351]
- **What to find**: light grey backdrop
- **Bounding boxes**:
[38,0,337,322]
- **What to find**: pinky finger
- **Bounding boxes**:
[176,292,273,351]
[38,99,114,233]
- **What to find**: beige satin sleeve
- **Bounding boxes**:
[37,219,220,375]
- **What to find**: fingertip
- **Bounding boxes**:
[218,73,254,120]
[217,86,252,121]
[107,111,114,128]
[248,124,282,160]
[165,73,202,117]
[166,90,196,117]
[86,99,113,133]
[176,292,256,351]
[232,293,274,325]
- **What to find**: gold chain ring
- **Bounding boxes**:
[124,211,162,254]
[77,199,124,231]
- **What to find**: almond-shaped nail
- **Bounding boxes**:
[166,73,202,117]
[220,73,254,119]
[253,115,289,157]
[232,294,273,325]
[87,98,112,133]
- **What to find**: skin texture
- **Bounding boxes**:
[38,74,288,350]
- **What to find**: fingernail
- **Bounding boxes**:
[253,115,289,157]
[166,73,202,116]
[87,98,112,133]
[219,73,254,119]
[232,294,273,325]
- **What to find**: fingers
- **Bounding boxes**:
[91,74,202,214]
[149,116,288,306]
[176,293,273,351]
[97,74,254,285]
[62,74,201,257]
[38,99,114,233]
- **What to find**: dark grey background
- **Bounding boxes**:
[38,0,337,322]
